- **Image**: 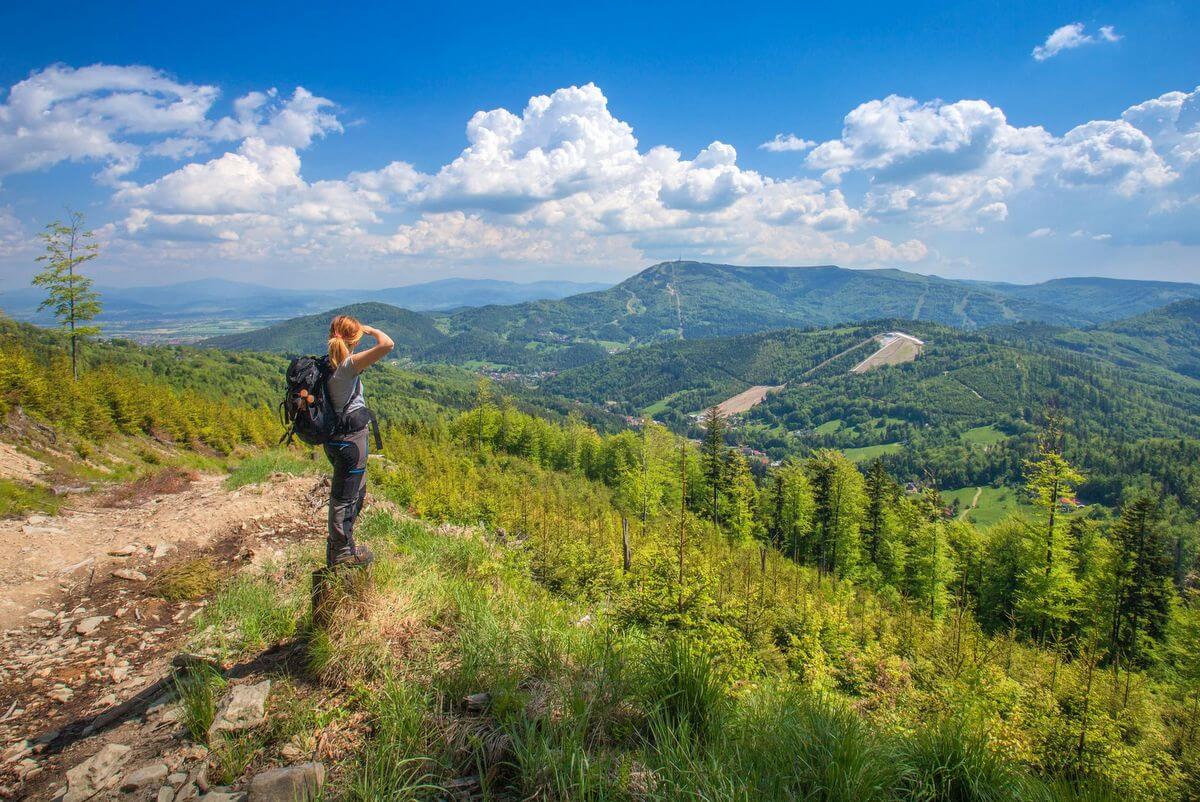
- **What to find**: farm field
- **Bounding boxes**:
[943,485,1026,526]
[841,442,903,462]
[961,424,1009,446]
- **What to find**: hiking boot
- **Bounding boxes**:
[330,543,374,569]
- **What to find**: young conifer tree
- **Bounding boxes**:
[699,405,727,526]
[1109,494,1173,666]
[32,211,102,380]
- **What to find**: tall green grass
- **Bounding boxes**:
[190,573,306,660]
[0,478,62,518]
[225,449,320,489]
[173,662,227,743]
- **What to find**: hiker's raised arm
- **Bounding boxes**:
[351,325,394,371]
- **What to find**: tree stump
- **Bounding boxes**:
[311,568,334,630]
[311,565,374,629]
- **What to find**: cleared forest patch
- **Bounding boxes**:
[851,332,925,374]
[715,384,785,416]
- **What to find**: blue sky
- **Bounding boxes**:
[1,0,1198,288]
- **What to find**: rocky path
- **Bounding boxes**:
[0,473,326,801]
[0,475,318,631]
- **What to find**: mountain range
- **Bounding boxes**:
[440,262,1200,349]
[201,302,448,358]
[201,262,1200,371]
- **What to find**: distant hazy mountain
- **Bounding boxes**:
[0,276,610,325]
[369,278,610,310]
[200,302,447,356]
[969,277,1200,323]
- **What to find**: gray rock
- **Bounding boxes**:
[208,680,271,738]
[153,543,176,561]
[2,741,31,763]
[108,545,138,557]
[197,792,246,802]
[247,763,324,802]
[157,787,176,802]
[64,743,132,802]
[175,783,199,802]
[121,763,169,791]
[113,569,148,582]
[28,609,56,621]
[75,616,108,636]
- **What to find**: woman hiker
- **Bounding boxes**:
[324,314,393,568]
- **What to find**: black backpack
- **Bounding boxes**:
[279,355,343,446]
[280,355,383,448]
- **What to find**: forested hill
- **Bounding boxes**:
[1044,299,1200,380]
[200,302,447,357]
[974,277,1200,324]
[440,261,1200,357]
[546,315,1200,503]
[548,316,1200,434]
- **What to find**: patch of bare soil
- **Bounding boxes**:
[0,444,49,486]
[100,468,198,509]
[714,385,785,417]
[850,333,925,374]
[0,473,327,801]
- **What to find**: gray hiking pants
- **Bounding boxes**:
[323,427,368,566]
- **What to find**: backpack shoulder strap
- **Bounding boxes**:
[368,410,382,450]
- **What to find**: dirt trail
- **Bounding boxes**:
[0,475,315,631]
[958,487,983,520]
[0,471,324,799]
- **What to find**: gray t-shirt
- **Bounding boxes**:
[327,356,366,415]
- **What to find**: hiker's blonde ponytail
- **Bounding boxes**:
[328,315,364,367]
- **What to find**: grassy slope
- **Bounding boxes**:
[842,442,903,462]
[962,424,1009,446]
[943,485,1026,527]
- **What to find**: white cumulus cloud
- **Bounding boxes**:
[759,133,816,152]
[0,64,340,186]
[1033,23,1121,61]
